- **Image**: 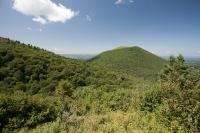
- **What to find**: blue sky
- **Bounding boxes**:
[0,0,200,57]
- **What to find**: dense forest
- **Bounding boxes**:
[0,37,200,133]
[89,46,166,80]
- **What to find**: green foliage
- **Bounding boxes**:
[0,91,62,132]
[20,111,170,133]
[142,55,200,132]
[0,38,129,95]
[89,46,166,80]
[55,80,73,97]
[68,86,137,115]
[0,38,147,132]
[140,85,163,112]
[1,38,200,132]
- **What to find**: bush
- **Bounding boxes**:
[142,55,200,132]
[0,91,63,132]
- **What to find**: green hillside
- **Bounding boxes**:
[90,46,166,79]
[0,37,140,132]
[0,38,134,95]
[0,38,200,133]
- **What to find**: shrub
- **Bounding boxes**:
[0,91,62,132]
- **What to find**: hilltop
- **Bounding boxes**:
[0,38,199,132]
[0,37,141,132]
[89,46,166,80]
[0,38,131,95]
[113,46,130,50]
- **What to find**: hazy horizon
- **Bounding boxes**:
[0,0,200,57]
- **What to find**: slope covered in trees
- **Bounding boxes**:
[89,46,166,80]
[0,37,200,133]
[0,38,143,132]
[0,38,134,95]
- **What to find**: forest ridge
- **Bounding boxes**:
[0,37,200,132]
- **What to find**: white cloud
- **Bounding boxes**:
[32,17,47,25]
[115,0,135,5]
[12,0,78,25]
[86,15,92,22]
[115,0,124,5]
[197,51,200,54]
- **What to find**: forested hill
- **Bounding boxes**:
[0,37,133,95]
[89,46,166,79]
[0,37,200,132]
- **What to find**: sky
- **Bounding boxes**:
[0,0,200,57]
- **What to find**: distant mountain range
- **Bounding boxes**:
[61,54,96,60]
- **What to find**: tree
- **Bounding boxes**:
[55,80,73,121]
[14,70,24,81]
[159,55,200,132]
[55,80,73,97]
[0,56,2,66]
[160,55,191,89]
[3,52,14,63]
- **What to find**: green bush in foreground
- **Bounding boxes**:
[0,91,63,132]
[19,111,170,133]
[142,55,200,132]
